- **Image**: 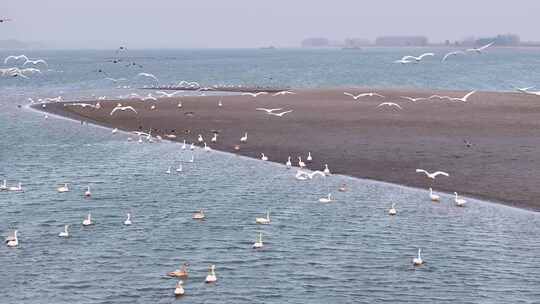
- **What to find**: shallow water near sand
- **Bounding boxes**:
[1,49,540,303]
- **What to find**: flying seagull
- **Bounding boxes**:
[513,86,535,94]
[441,51,465,62]
[401,53,435,62]
[23,59,48,67]
[136,72,159,83]
[415,169,449,179]
[273,90,296,96]
[156,91,182,98]
[344,92,385,100]
[256,107,283,113]
[268,110,293,117]
[4,55,29,64]
[110,104,138,115]
[449,91,476,102]
[400,96,427,102]
[466,42,495,54]
[242,92,268,97]
[377,102,402,110]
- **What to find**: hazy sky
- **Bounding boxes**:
[1,0,539,48]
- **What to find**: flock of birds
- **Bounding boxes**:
[394,42,495,64]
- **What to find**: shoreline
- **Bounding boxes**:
[32,88,540,212]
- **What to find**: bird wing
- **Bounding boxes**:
[377,102,402,109]
[402,55,417,61]
[126,107,138,114]
[400,96,414,101]
[110,107,119,115]
[479,42,495,51]
[462,90,476,100]
[373,93,385,98]
[432,171,449,177]
[418,53,435,59]
[343,92,355,98]
[242,93,256,97]
[309,171,326,178]
[415,169,429,176]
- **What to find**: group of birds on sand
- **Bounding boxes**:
[395,42,495,64]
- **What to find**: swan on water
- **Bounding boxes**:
[198,134,203,143]
[176,164,183,172]
[298,157,306,168]
[204,142,211,152]
[454,192,467,207]
[429,188,440,202]
[84,186,91,197]
[256,211,270,224]
[166,167,171,174]
[413,248,424,266]
[285,156,292,169]
[240,132,247,143]
[261,153,268,161]
[174,280,185,296]
[253,232,264,249]
[0,179,7,191]
[388,203,397,215]
[338,184,347,192]
[181,140,186,150]
[8,182,22,192]
[82,213,93,226]
[319,193,334,203]
[59,225,70,237]
[192,209,205,220]
[323,164,331,175]
[124,213,132,225]
[57,183,69,193]
[5,230,18,247]
[205,264,217,283]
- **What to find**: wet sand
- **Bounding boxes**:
[35,88,540,211]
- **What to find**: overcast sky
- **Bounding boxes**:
[1,0,539,48]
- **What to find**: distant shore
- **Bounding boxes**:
[33,88,540,211]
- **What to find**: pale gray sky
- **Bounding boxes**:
[1,0,539,48]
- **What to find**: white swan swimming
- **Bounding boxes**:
[112,128,118,134]
[192,209,205,220]
[197,134,204,143]
[253,232,264,249]
[204,142,211,152]
[166,167,172,174]
[298,156,306,168]
[181,140,186,150]
[82,213,93,226]
[429,188,440,202]
[5,230,18,247]
[176,164,183,172]
[8,182,22,192]
[58,225,70,237]
[388,203,397,215]
[84,186,91,197]
[285,156,292,169]
[261,153,268,161]
[174,280,185,296]
[256,211,270,224]
[190,143,195,150]
[454,192,466,207]
[57,183,69,193]
[189,155,194,163]
[307,152,313,162]
[205,264,217,283]
[240,132,248,143]
[211,133,217,143]
[413,248,424,266]
[319,193,334,203]
[0,179,7,191]
[124,213,132,225]
[323,164,331,175]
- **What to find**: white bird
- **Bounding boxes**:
[190,143,195,151]
[142,94,157,101]
[23,58,48,67]
[5,230,18,247]
[197,134,204,143]
[65,103,98,109]
[59,225,70,237]
[256,211,271,224]
[192,209,205,220]
[261,153,268,161]
[394,59,413,64]
[181,140,186,150]
[4,54,29,64]
[111,128,118,135]
[240,132,248,143]
[189,155,194,163]
[205,265,217,283]
[296,170,325,180]
[388,203,397,215]
[319,193,334,203]
[174,280,185,296]
[7,182,22,192]
[253,232,264,249]
[136,72,159,83]
[285,156,292,169]
[204,142,211,152]
[155,91,181,98]
[82,213,93,226]
[442,51,465,62]
[323,164,331,175]
[268,110,293,117]
[177,102,183,108]
[429,188,440,202]
[306,152,313,162]
[449,91,476,102]
[84,186,91,197]
[218,99,223,107]
[176,163,183,172]
[454,192,467,207]
[401,53,435,62]
[0,179,7,191]
[105,77,127,83]
[273,90,296,96]
[256,107,282,113]
[416,169,450,179]
[466,42,495,54]
[57,183,69,193]
[124,213,132,225]
[166,167,172,174]
[298,156,306,168]
[211,133,217,143]
[110,104,137,116]
[513,86,535,94]
[344,92,384,100]
[377,102,402,110]
[413,249,424,266]
[400,96,427,102]
[242,92,268,97]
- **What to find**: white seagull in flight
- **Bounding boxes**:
[441,51,465,62]
[377,102,402,110]
[156,91,182,98]
[136,72,159,83]
[449,91,476,102]
[268,110,293,117]
[513,86,535,94]
[466,42,495,54]
[256,107,282,113]
[23,59,48,67]
[110,103,138,115]
[416,169,449,179]
[401,53,435,62]
[4,54,28,64]
[242,92,268,97]
[344,92,385,100]
[400,96,427,102]
[273,90,296,96]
